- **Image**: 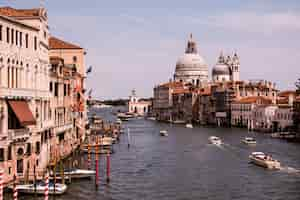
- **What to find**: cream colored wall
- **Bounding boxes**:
[49,49,86,76]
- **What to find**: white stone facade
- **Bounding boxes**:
[0,8,53,184]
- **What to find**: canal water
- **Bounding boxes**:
[6,107,300,200]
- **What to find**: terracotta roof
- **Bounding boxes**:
[278,90,296,97]
[172,88,191,95]
[160,81,184,89]
[0,7,41,18]
[49,37,83,50]
[276,97,289,105]
[234,96,272,104]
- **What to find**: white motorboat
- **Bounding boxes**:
[60,169,96,179]
[147,117,156,121]
[173,120,186,124]
[249,152,281,170]
[186,123,193,128]
[242,137,257,145]
[11,182,67,195]
[160,130,168,136]
[209,136,222,145]
[116,118,122,124]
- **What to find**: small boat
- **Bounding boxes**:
[186,123,193,128]
[160,130,168,136]
[82,147,114,154]
[147,117,156,121]
[249,152,281,170]
[116,118,122,124]
[209,136,222,145]
[242,137,257,145]
[10,182,67,195]
[59,169,96,179]
[173,120,186,124]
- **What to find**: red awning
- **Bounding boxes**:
[8,100,36,126]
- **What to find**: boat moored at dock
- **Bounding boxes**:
[160,130,168,136]
[10,182,67,195]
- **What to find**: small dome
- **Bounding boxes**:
[212,63,230,76]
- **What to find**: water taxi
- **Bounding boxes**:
[160,130,168,136]
[242,137,257,145]
[10,182,67,195]
[209,136,222,145]
[186,123,193,128]
[249,152,281,170]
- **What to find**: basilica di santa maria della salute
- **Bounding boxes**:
[173,34,240,85]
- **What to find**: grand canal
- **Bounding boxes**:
[7,107,300,200]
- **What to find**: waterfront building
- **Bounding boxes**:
[174,34,208,86]
[198,87,214,125]
[153,81,184,121]
[231,96,272,129]
[293,95,300,133]
[0,7,53,184]
[49,56,77,163]
[49,36,87,146]
[252,105,278,132]
[128,89,152,116]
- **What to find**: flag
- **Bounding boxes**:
[86,66,92,74]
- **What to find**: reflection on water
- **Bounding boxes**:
[5,107,300,200]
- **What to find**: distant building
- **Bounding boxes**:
[252,105,278,132]
[174,34,208,86]
[231,96,272,129]
[128,90,152,116]
[212,52,240,83]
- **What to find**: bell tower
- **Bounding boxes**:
[231,52,240,81]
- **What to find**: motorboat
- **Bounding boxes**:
[117,113,135,121]
[147,117,156,121]
[83,136,113,147]
[57,169,96,179]
[160,130,168,137]
[173,120,186,124]
[10,182,67,195]
[242,137,257,145]
[186,123,193,128]
[249,152,281,170]
[116,118,122,124]
[82,147,114,154]
[209,136,222,145]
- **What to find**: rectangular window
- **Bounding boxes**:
[26,143,31,155]
[36,141,40,154]
[0,148,4,162]
[6,27,9,43]
[64,84,67,96]
[25,34,28,48]
[49,82,53,92]
[54,82,58,97]
[7,145,12,160]
[34,36,37,50]
[16,30,18,45]
[20,32,22,47]
[11,29,14,44]
[0,25,2,41]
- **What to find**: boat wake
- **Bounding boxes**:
[279,166,300,174]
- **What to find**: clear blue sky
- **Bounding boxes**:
[2,0,300,99]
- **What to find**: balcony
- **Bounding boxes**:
[8,128,30,143]
[54,123,73,134]
[0,87,51,99]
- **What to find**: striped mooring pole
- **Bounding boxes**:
[106,152,110,183]
[87,144,91,170]
[0,169,3,200]
[44,171,49,200]
[13,175,17,200]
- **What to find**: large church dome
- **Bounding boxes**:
[174,34,208,86]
